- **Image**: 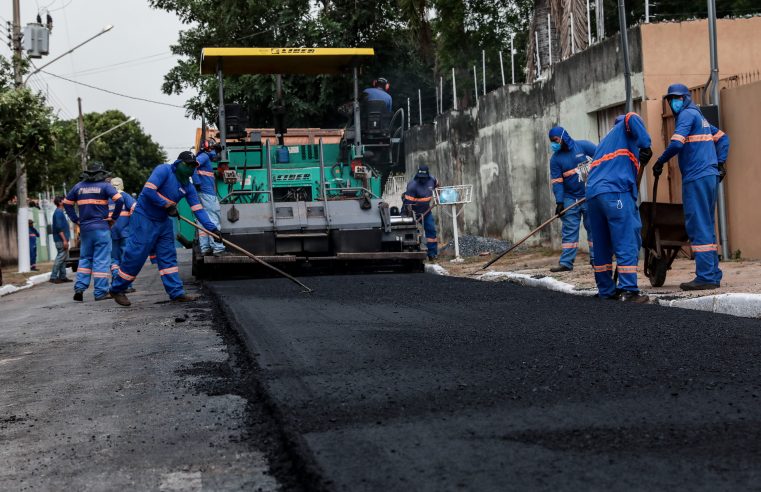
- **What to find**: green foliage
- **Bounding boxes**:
[48,110,167,196]
[0,57,59,209]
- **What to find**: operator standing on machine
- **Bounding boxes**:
[194,140,227,256]
[653,83,730,291]
[548,126,597,272]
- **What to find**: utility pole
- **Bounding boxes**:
[13,0,31,273]
[618,0,632,113]
[78,97,87,170]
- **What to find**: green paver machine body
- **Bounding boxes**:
[178,47,424,277]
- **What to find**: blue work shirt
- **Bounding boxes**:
[136,161,216,231]
[402,175,438,215]
[659,99,729,184]
[586,112,652,200]
[52,208,70,241]
[363,87,392,112]
[549,130,597,202]
[109,192,136,240]
[63,181,123,232]
[192,150,217,196]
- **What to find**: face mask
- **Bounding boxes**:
[670,99,684,113]
[174,162,196,182]
[550,142,562,153]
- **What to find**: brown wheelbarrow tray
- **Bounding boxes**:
[639,175,690,287]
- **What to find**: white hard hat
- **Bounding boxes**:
[111,177,124,192]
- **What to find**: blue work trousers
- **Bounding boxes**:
[683,176,722,284]
[75,228,112,298]
[421,212,438,257]
[559,197,594,269]
[111,236,133,288]
[51,241,69,280]
[30,239,37,268]
[198,192,224,253]
[110,212,184,299]
[588,192,641,298]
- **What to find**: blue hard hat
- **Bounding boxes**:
[665,83,690,98]
[416,165,430,177]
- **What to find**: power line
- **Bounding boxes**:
[40,69,187,109]
[56,52,174,78]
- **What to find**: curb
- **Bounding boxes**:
[427,265,761,319]
[0,268,73,298]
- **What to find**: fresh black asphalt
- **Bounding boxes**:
[208,273,761,491]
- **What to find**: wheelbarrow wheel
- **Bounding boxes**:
[648,255,670,287]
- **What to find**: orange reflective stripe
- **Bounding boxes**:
[593,264,613,272]
[111,264,119,271]
[624,112,639,132]
[403,194,432,202]
[78,268,92,274]
[712,130,725,142]
[118,270,136,281]
[78,199,108,205]
[589,149,639,174]
[551,177,564,184]
[157,192,177,205]
[159,266,179,276]
[191,204,203,211]
[130,202,136,212]
[62,198,75,205]
[671,134,686,144]
[562,168,578,177]
[120,211,131,216]
[149,255,157,259]
[691,243,718,252]
[197,170,215,177]
[617,265,638,273]
[426,238,438,243]
[93,272,111,278]
[112,193,122,201]
[685,134,714,143]
[561,242,579,249]
[144,182,158,190]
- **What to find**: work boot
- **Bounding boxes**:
[61,278,73,283]
[95,293,112,301]
[172,294,197,303]
[73,291,83,302]
[680,280,720,291]
[212,250,232,257]
[110,291,131,307]
[620,291,650,304]
[550,264,572,273]
[201,249,212,256]
[599,289,622,301]
[126,287,136,293]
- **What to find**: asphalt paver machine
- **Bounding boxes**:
[178,47,425,278]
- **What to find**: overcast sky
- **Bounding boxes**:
[1,0,197,158]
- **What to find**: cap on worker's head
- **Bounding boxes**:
[111,177,124,192]
[416,164,430,177]
[177,150,199,166]
[28,219,34,225]
[548,127,565,140]
[81,161,111,182]
[664,83,690,99]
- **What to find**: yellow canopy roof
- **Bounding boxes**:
[200,47,375,75]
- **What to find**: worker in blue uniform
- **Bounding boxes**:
[109,151,221,307]
[402,165,438,260]
[363,77,392,112]
[108,177,136,292]
[194,140,226,256]
[548,127,597,272]
[28,219,40,271]
[653,83,730,291]
[63,162,124,302]
[586,113,653,303]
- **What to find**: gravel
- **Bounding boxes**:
[440,234,511,257]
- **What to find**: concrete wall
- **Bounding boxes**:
[721,80,761,258]
[405,28,644,248]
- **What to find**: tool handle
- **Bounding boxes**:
[177,215,313,293]
[479,198,586,270]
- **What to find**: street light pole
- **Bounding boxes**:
[12,0,31,273]
[82,117,135,168]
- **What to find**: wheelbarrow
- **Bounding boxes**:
[639,174,690,287]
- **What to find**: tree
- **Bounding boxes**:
[45,110,167,196]
[0,57,59,210]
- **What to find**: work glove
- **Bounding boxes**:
[639,147,653,166]
[718,162,727,182]
[555,203,565,217]
[209,228,223,243]
[166,204,179,217]
[652,159,665,177]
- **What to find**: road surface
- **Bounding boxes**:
[208,273,761,491]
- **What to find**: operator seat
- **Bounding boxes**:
[361,99,392,142]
